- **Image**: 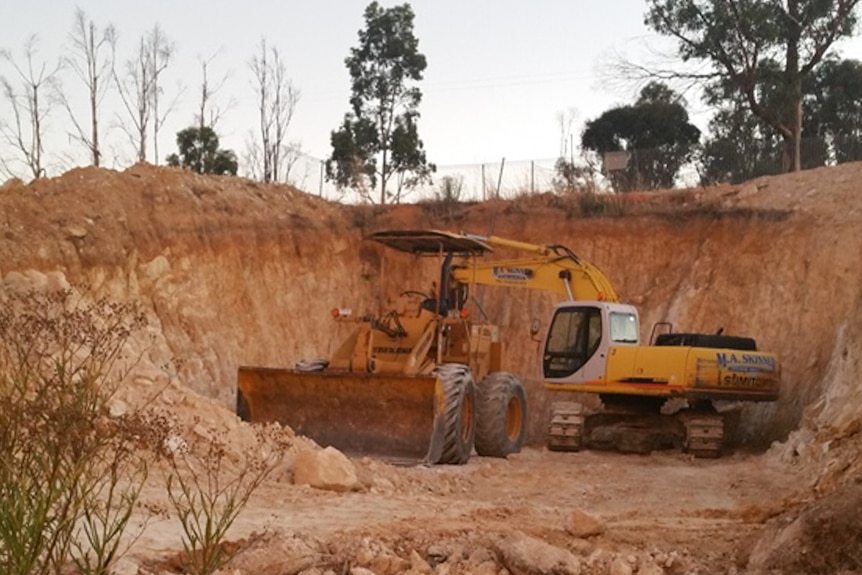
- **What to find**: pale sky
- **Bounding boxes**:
[4,1,862,194]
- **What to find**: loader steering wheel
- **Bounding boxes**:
[400,290,429,299]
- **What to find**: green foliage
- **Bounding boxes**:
[699,109,782,185]
[166,126,238,176]
[805,58,862,163]
[581,81,700,191]
[434,175,463,203]
[0,287,148,575]
[552,158,600,193]
[700,57,862,183]
[327,1,435,203]
[645,0,860,172]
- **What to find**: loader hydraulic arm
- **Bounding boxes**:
[451,233,620,303]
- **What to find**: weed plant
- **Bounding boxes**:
[0,287,147,575]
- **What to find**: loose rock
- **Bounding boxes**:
[565,508,606,538]
[293,446,360,492]
[496,532,580,575]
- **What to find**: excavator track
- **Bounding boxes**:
[547,401,585,452]
[682,413,725,458]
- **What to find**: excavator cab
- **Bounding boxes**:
[543,302,640,383]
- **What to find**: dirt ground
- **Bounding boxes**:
[128,441,808,575]
[111,374,820,575]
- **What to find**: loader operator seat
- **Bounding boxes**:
[421,251,456,317]
[420,297,447,316]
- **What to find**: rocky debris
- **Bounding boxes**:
[566,509,606,538]
[293,446,361,492]
[747,482,862,574]
[635,560,665,575]
[226,530,329,575]
[496,531,581,575]
[609,557,634,575]
[111,558,140,575]
[409,549,434,573]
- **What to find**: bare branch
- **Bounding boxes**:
[196,49,236,130]
[113,36,154,163]
[246,38,301,183]
[60,9,117,167]
[0,35,62,180]
[146,24,175,165]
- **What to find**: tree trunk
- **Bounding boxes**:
[380,147,388,204]
[783,0,802,172]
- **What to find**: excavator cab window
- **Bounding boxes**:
[543,306,602,378]
[609,311,639,344]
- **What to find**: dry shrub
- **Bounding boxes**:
[0,286,150,575]
[0,285,291,575]
[158,413,291,575]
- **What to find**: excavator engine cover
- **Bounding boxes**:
[237,366,447,463]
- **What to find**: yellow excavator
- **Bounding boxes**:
[237,230,780,462]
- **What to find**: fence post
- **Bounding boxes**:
[319,160,324,198]
[481,164,486,201]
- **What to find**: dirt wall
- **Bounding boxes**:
[1,162,859,451]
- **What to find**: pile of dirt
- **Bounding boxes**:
[2,162,861,573]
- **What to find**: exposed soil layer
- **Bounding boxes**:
[1,163,860,574]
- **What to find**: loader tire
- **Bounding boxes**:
[435,364,476,465]
[236,388,250,422]
[475,372,527,457]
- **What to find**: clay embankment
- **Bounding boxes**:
[2,163,859,447]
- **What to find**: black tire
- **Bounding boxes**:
[475,372,528,457]
[236,388,250,421]
[434,363,476,464]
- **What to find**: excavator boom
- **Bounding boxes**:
[454,233,619,302]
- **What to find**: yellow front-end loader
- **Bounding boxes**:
[237,230,529,464]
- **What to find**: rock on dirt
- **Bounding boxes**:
[496,531,581,575]
[293,447,360,493]
[565,508,606,538]
[293,446,361,492]
[227,530,328,575]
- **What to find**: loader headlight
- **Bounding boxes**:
[331,308,353,319]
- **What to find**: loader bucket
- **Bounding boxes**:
[237,367,446,464]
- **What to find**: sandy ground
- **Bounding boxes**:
[127,444,807,575]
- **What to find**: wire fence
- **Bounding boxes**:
[288,153,583,204]
[239,134,862,203]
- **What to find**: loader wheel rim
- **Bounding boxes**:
[506,396,524,440]
[461,392,475,443]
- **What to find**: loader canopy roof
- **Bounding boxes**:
[367,230,493,255]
